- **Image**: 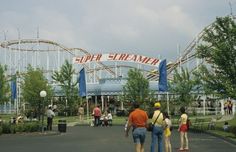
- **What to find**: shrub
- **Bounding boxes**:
[15,124,24,133]
[0,126,2,135]
[2,123,11,134]
[1,122,41,134]
[1,123,16,134]
[10,125,16,134]
[24,122,40,132]
[23,123,32,132]
[16,122,40,132]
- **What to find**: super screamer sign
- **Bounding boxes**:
[73,53,160,67]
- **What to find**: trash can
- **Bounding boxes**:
[58,120,67,133]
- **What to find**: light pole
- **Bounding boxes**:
[40,90,47,132]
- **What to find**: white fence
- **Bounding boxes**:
[187,107,222,115]
[0,102,16,114]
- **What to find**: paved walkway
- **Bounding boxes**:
[0,126,235,152]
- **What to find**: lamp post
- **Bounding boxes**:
[40,90,47,132]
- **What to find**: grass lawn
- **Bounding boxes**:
[208,129,236,142]
[203,115,236,142]
[0,114,15,122]
[215,115,236,128]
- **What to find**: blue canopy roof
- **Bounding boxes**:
[53,78,159,96]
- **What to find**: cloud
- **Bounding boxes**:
[32,7,77,47]
[160,5,198,36]
[0,0,232,62]
[0,6,77,48]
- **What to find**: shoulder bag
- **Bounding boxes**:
[147,111,161,132]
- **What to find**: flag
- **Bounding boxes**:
[158,59,168,92]
[78,68,86,97]
[11,77,17,100]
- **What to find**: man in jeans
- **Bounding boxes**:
[150,102,164,152]
[46,106,55,131]
[125,102,148,152]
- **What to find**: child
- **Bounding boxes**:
[103,113,108,127]
[178,107,189,151]
[90,117,95,127]
[107,110,113,126]
[124,118,128,131]
[223,121,229,132]
[163,112,172,152]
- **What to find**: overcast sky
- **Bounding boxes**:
[0,0,235,62]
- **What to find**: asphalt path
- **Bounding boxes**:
[0,126,235,152]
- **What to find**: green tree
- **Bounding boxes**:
[0,64,10,104]
[196,16,236,98]
[52,60,78,115]
[123,68,149,104]
[169,67,195,106]
[21,65,53,118]
[192,65,216,96]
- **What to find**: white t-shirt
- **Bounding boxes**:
[165,118,172,128]
[107,113,112,120]
[46,109,55,118]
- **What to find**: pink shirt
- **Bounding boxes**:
[93,107,101,116]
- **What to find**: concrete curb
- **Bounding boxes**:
[0,131,61,137]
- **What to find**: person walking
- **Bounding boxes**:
[78,105,84,121]
[125,102,148,152]
[224,101,228,115]
[46,106,55,131]
[92,105,101,127]
[150,102,164,152]
[228,100,233,115]
[163,112,172,152]
[178,107,189,151]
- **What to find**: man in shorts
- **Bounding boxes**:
[125,102,148,152]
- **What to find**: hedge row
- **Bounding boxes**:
[0,122,41,135]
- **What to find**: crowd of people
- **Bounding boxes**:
[89,105,113,127]
[224,99,233,115]
[125,101,189,152]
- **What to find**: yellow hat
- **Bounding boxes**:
[154,102,161,108]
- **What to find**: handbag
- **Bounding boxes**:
[147,112,161,132]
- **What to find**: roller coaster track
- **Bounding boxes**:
[146,15,236,80]
[168,15,236,75]
[167,24,211,75]
[0,39,116,80]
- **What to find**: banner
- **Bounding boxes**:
[11,78,17,100]
[78,68,87,97]
[158,59,168,92]
[73,53,160,67]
